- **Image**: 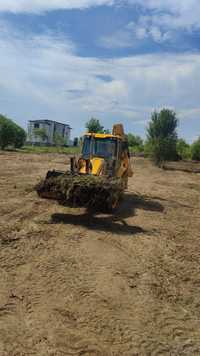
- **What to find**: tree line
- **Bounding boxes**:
[0,115,68,149]
[0,114,26,150]
[85,111,200,163]
[0,111,200,163]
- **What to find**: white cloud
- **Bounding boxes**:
[0,0,199,29]
[135,27,147,40]
[1,0,199,52]
[0,21,200,139]
[100,0,200,48]
[99,29,133,48]
[134,0,200,31]
[100,22,171,49]
[0,0,114,13]
[149,26,162,42]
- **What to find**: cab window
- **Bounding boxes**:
[93,138,117,159]
[82,136,91,157]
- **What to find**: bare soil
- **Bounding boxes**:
[163,160,200,173]
[0,152,200,356]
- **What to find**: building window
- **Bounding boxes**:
[34,123,40,129]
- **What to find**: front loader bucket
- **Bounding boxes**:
[36,171,124,212]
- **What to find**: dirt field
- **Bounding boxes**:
[0,152,200,356]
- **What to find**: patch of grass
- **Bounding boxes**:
[18,145,81,154]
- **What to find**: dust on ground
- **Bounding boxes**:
[0,152,200,356]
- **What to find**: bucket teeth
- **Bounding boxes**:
[36,171,123,211]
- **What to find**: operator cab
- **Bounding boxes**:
[82,135,119,160]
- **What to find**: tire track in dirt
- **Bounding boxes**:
[0,154,200,355]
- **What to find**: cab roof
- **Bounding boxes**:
[84,133,123,140]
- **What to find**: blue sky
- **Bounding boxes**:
[0,0,199,142]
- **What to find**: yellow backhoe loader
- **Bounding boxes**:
[36,124,133,211]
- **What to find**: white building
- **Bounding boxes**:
[28,119,71,146]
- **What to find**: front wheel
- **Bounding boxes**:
[106,193,123,212]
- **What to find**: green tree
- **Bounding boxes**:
[144,141,153,157]
[33,128,48,142]
[191,137,200,161]
[176,139,191,160]
[13,123,26,148]
[127,133,144,154]
[85,118,104,133]
[53,132,66,146]
[0,118,15,150]
[127,133,143,147]
[147,109,178,164]
[0,114,26,150]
